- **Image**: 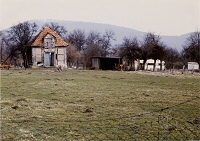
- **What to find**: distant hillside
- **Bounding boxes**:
[2,19,191,51]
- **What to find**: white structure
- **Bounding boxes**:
[134,60,143,70]
[155,60,165,71]
[188,62,199,70]
[145,59,154,71]
[135,59,165,71]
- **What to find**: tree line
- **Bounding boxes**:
[0,21,199,70]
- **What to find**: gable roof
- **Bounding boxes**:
[31,27,68,47]
[44,33,55,39]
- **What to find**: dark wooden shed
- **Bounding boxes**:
[91,57,122,70]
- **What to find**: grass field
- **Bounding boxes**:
[1,68,200,140]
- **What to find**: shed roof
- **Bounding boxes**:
[31,27,68,47]
[92,56,121,59]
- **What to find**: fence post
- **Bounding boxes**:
[158,115,160,140]
[134,117,137,134]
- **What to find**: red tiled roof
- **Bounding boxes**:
[31,27,68,47]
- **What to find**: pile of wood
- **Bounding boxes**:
[56,65,63,72]
[0,63,12,70]
[1,54,12,70]
[115,64,126,71]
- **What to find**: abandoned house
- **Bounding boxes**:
[91,56,122,70]
[29,27,69,67]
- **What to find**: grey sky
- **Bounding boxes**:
[1,0,199,36]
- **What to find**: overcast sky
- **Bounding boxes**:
[1,0,199,36]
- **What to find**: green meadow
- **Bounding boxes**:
[1,69,200,140]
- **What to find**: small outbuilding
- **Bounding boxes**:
[144,59,165,71]
[188,62,199,70]
[91,56,122,70]
[29,27,69,68]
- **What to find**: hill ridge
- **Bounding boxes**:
[2,19,191,51]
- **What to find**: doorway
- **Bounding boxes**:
[44,52,55,67]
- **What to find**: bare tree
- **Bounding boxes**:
[85,30,115,57]
[84,44,104,68]
[164,47,180,71]
[140,33,156,69]
[67,44,82,68]
[119,37,140,69]
[6,22,38,68]
[82,31,103,68]
[65,29,115,68]
[67,29,85,51]
[0,32,5,62]
[141,32,166,71]
[181,31,200,65]
[42,22,67,38]
[85,31,101,46]
[2,36,21,66]
[101,29,115,56]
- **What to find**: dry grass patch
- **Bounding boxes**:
[1,69,200,140]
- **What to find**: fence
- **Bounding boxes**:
[1,99,200,141]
